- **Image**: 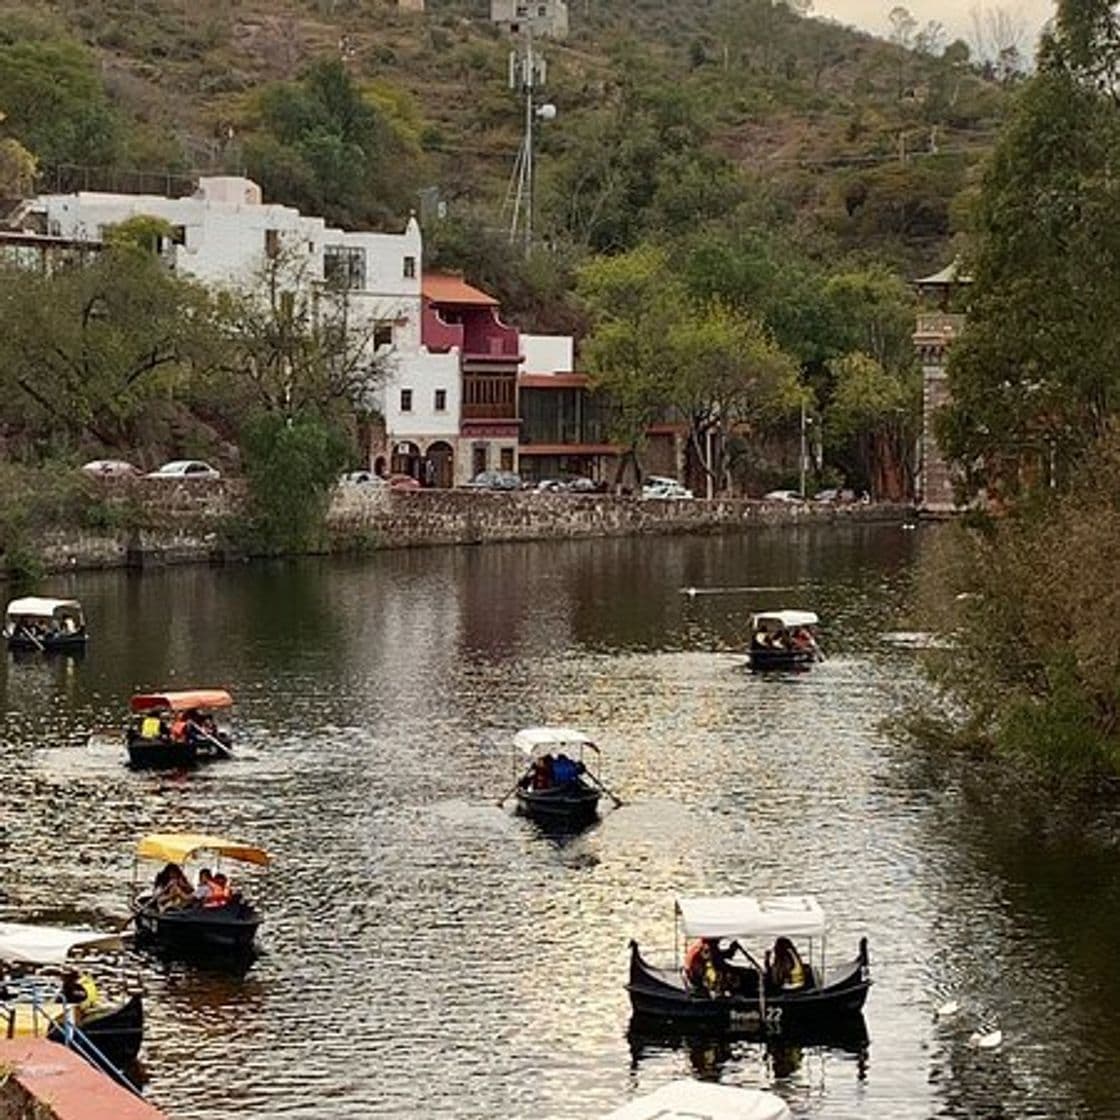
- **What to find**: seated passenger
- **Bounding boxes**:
[684,939,731,997]
[61,969,100,1008]
[551,753,584,786]
[153,862,193,910]
[753,630,770,649]
[529,756,553,790]
[170,713,189,743]
[140,715,162,740]
[206,872,231,907]
[770,936,806,991]
[193,867,216,905]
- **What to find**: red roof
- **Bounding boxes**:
[422,272,498,307]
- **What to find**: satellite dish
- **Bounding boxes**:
[536,103,558,121]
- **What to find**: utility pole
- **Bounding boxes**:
[503,30,555,256]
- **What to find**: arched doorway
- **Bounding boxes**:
[390,441,421,479]
[425,441,454,489]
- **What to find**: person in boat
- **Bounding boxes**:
[769,936,807,991]
[170,712,189,744]
[205,872,231,908]
[521,755,554,791]
[791,627,814,651]
[685,938,735,997]
[61,969,100,1009]
[193,867,216,905]
[154,862,193,911]
[551,752,585,787]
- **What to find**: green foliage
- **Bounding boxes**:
[0,137,36,195]
[0,243,208,447]
[941,52,1120,501]
[0,20,123,166]
[919,429,1120,782]
[240,412,349,554]
[244,58,418,227]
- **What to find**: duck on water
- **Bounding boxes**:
[627,894,869,1035]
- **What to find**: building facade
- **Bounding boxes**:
[491,0,569,39]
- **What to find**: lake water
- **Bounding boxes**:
[1,524,1117,1119]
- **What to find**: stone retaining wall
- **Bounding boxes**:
[15,483,914,577]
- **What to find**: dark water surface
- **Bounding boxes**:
[1,525,1117,1119]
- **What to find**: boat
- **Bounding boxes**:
[627,894,870,1034]
[603,1079,790,1120]
[510,726,603,827]
[0,921,143,1072]
[745,610,822,670]
[3,597,88,652]
[126,688,234,769]
[131,832,269,958]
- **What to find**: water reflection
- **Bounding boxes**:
[0,525,1117,1117]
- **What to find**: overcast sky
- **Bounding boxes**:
[810,0,1054,57]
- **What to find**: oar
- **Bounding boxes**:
[188,721,234,759]
[22,626,44,652]
[586,770,623,809]
[497,778,524,807]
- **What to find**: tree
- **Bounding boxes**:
[0,239,206,447]
[244,58,417,227]
[940,17,1120,501]
[0,136,35,196]
[577,247,680,484]
[207,245,392,423]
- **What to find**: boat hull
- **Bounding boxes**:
[46,993,144,1071]
[745,647,816,671]
[126,733,230,770]
[626,939,870,1035]
[514,781,600,826]
[133,900,261,957]
[6,632,88,652]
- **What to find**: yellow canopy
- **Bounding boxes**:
[136,833,270,867]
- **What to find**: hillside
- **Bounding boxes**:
[0,0,1007,281]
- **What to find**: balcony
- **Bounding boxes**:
[462,373,518,420]
[421,304,464,352]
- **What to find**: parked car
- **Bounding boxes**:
[80,459,140,478]
[146,460,221,480]
[565,476,603,493]
[762,489,804,503]
[814,487,856,503]
[339,470,381,487]
[642,476,694,500]
[387,473,421,491]
[535,478,567,493]
[466,470,521,491]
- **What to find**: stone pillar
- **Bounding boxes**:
[914,313,966,515]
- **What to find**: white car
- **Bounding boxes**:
[763,489,804,503]
[146,460,221,480]
[642,476,694,500]
[80,459,140,478]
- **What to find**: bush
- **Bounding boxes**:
[239,413,350,555]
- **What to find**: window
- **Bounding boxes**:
[500,447,515,472]
[400,389,413,413]
[434,389,447,412]
[403,255,416,279]
[374,323,393,349]
[324,245,367,290]
[171,225,187,246]
[264,228,280,259]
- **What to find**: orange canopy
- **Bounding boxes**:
[130,689,233,714]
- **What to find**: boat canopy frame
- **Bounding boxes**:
[511,726,601,780]
[674,894,828,975]
[0,922,123,966]
[129,690,234,715]
[750,610,819,631]
[4,597,85,625]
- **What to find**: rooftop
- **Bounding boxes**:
[422,272,498,307]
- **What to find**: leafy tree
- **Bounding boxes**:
[0,237,206,447]
[0,136,35,196]
[940,6,1120,501]
[244,58,418,227]
[240,411,350,554]
[0,27,123,166]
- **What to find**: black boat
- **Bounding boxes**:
[126,688,234,770]
[0,921,143,1072]
[627,894,870,1035]
[46,993,145,1070]
[131,833,268,958]
[745,610,822,671]
[3,597,88,652]
[509,727,604,827]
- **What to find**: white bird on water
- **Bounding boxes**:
[935,999,960,1019]
[968,1027,1003,1050]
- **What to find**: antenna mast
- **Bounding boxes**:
[502,28,548,255]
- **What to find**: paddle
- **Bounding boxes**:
[585,769,623,809]
[187,721,233,759]
[497,777,525,807]
[22,626,44,652]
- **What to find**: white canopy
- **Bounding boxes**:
[603,1080,791,1120]
[751,610,818,630]
[5,597,84,621]
[676,896,826,941]
[513,726,598,760]
[0,922,122,966]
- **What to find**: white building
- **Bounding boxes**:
[491,0,569,39]
[30,176,460,480]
